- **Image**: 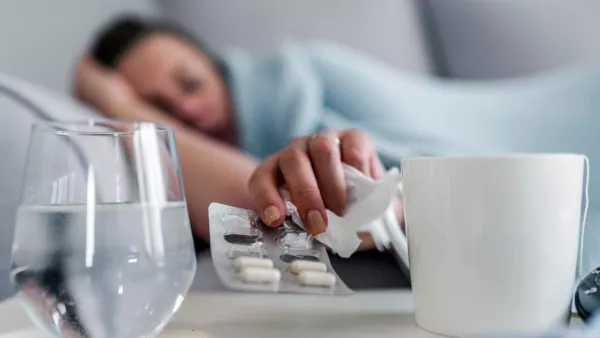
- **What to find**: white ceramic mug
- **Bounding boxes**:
[396,154,587,337]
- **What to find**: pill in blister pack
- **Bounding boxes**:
[239,267,281,284]
[234,256,274,270]
[297,271,337,287]
[291,260,327,274]
[209,203,352,295]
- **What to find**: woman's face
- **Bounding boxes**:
[116,33,230,134]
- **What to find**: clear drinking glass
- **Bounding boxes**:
[10,121,197,338]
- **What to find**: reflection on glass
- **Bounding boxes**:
[11,121,196,338]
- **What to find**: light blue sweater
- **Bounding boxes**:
[223,41,600,276]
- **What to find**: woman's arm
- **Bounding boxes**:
[74,57,257,240]
[113,99,257,240]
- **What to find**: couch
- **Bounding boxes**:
[0,75,104,299]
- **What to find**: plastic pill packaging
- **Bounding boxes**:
[208,203,353,295]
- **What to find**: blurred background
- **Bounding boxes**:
[2,0,600,300]
[1,0,600,93]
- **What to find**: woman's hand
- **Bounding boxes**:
[248,129,392,236]
[73,56,137,113]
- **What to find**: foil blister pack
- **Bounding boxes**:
[208,202,353,295]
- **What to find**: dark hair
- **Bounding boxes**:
[90,14,216,68]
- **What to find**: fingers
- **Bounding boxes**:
[370,152,386,180]
[249,129,383,236]
[278,146,328,235]
[340,129,373,177]
[308,133,347,215]
[393,197,405,230]
[357,232,376,251]
[248,155,285,227]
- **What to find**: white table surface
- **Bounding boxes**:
[0,290,446,338]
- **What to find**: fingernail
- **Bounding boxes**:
[263,205,280,225]
[307,210,327,235]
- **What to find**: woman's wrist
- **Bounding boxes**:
[99,93,139,119]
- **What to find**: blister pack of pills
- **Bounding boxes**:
[208,202,353,295]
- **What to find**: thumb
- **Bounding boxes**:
[248,156,286,227]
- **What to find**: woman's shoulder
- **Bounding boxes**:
[220,41,321,74]
[218,42,326,159]
[221,41,322,101]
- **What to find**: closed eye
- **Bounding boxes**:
[180,77,203,94]
[148,96,172,113]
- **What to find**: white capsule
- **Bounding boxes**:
[234,256,274,270]
[239,267,281,284]
[290,260,327,274]
[297,271,336,287]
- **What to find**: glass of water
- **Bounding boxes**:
[10,121,197,338]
